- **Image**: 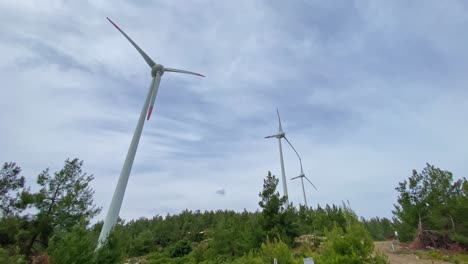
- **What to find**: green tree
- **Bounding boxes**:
[169,239,192,258]
[94,229,125,264]
[0,162,25,216]
[25,158,101,255]
[128,229,154,256]
[0,247,27,264]
[48,223,95,264]
[362,217,394,241]
[393,163,467,245]
[258,171,287,235]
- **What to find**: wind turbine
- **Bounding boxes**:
[284,137,317,208]
[97,17,204,248]
[265,109,290,205]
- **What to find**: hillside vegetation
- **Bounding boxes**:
[0,160,466,263]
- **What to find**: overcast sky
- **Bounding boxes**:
[1,0,467,221]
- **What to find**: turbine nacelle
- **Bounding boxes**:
[151,64,165,77]
[291,175,302,180]
[264,132,285,139]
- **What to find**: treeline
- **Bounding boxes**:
[0,159,466,263]
[361,217,394,241]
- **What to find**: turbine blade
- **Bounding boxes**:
[276,108,283,132]
[291,175,301,180]
[284,136,303,172]
[165,68,205,77]
[147,72,162,120]
[265,135,277,138]
[107,17,156,67]
[304,176,317,190]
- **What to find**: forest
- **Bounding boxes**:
[0,159,467,263]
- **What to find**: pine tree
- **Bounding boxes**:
[26,158,101,255]
[0,162,25,216]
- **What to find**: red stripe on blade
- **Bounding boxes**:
[147,106,153,120]
[106,17,121,31]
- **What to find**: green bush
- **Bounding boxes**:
[94,230,125,264]
[48,225,95,264]
[0,247,27,264]
[316,223,388,264]
[128,230,154,256]
[260,239,298,264]
[169,239,192,257]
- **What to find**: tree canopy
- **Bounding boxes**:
[3,159,466,263]
[393,163,468,247]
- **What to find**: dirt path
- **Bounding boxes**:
[374,241,452,264]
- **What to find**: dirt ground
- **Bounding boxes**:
[374,241,452,264]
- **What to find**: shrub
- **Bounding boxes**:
[48,226,95,264]
[169,239,192,257]
[0,247,27,264]
[260,239,298,264]
[317,223,388,264]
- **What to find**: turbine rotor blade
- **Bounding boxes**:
[304,176,317,190]
[107,17,156,67]
[291,175,301,180]
[147,73,162,120]
[276,108,283,132]
[284,136,303,172]
[165,68,205,77]
[265,135,277,138]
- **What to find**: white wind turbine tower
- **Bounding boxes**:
[97,17,204,248]
[284,138,317,208]
[265,109,290,205]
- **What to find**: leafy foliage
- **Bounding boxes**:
[94,229,126,264]
[34,158,101,233]
[258,171,299,246]
[169,239,192,258]
[260,239,297,264]
[361,217,394,241]
[0,158,102,260]
[26,158,101,255]
[0,247,27,264]
[392,163,468,247]
[48,224,95,264]
[316,223,388,264]
[0,162,25,216]
[5,159,463,263]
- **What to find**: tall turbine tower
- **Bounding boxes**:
[284,138,317,207]
[265,109,289,205]
[97,18,204,248]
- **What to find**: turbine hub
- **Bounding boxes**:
[151,64,165,77]
[277,132,285,138]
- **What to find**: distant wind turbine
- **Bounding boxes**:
[284,137,317,207]
[97,17,204,248]
[265,109,290,205]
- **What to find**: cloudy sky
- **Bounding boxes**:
[1,0,467,221]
